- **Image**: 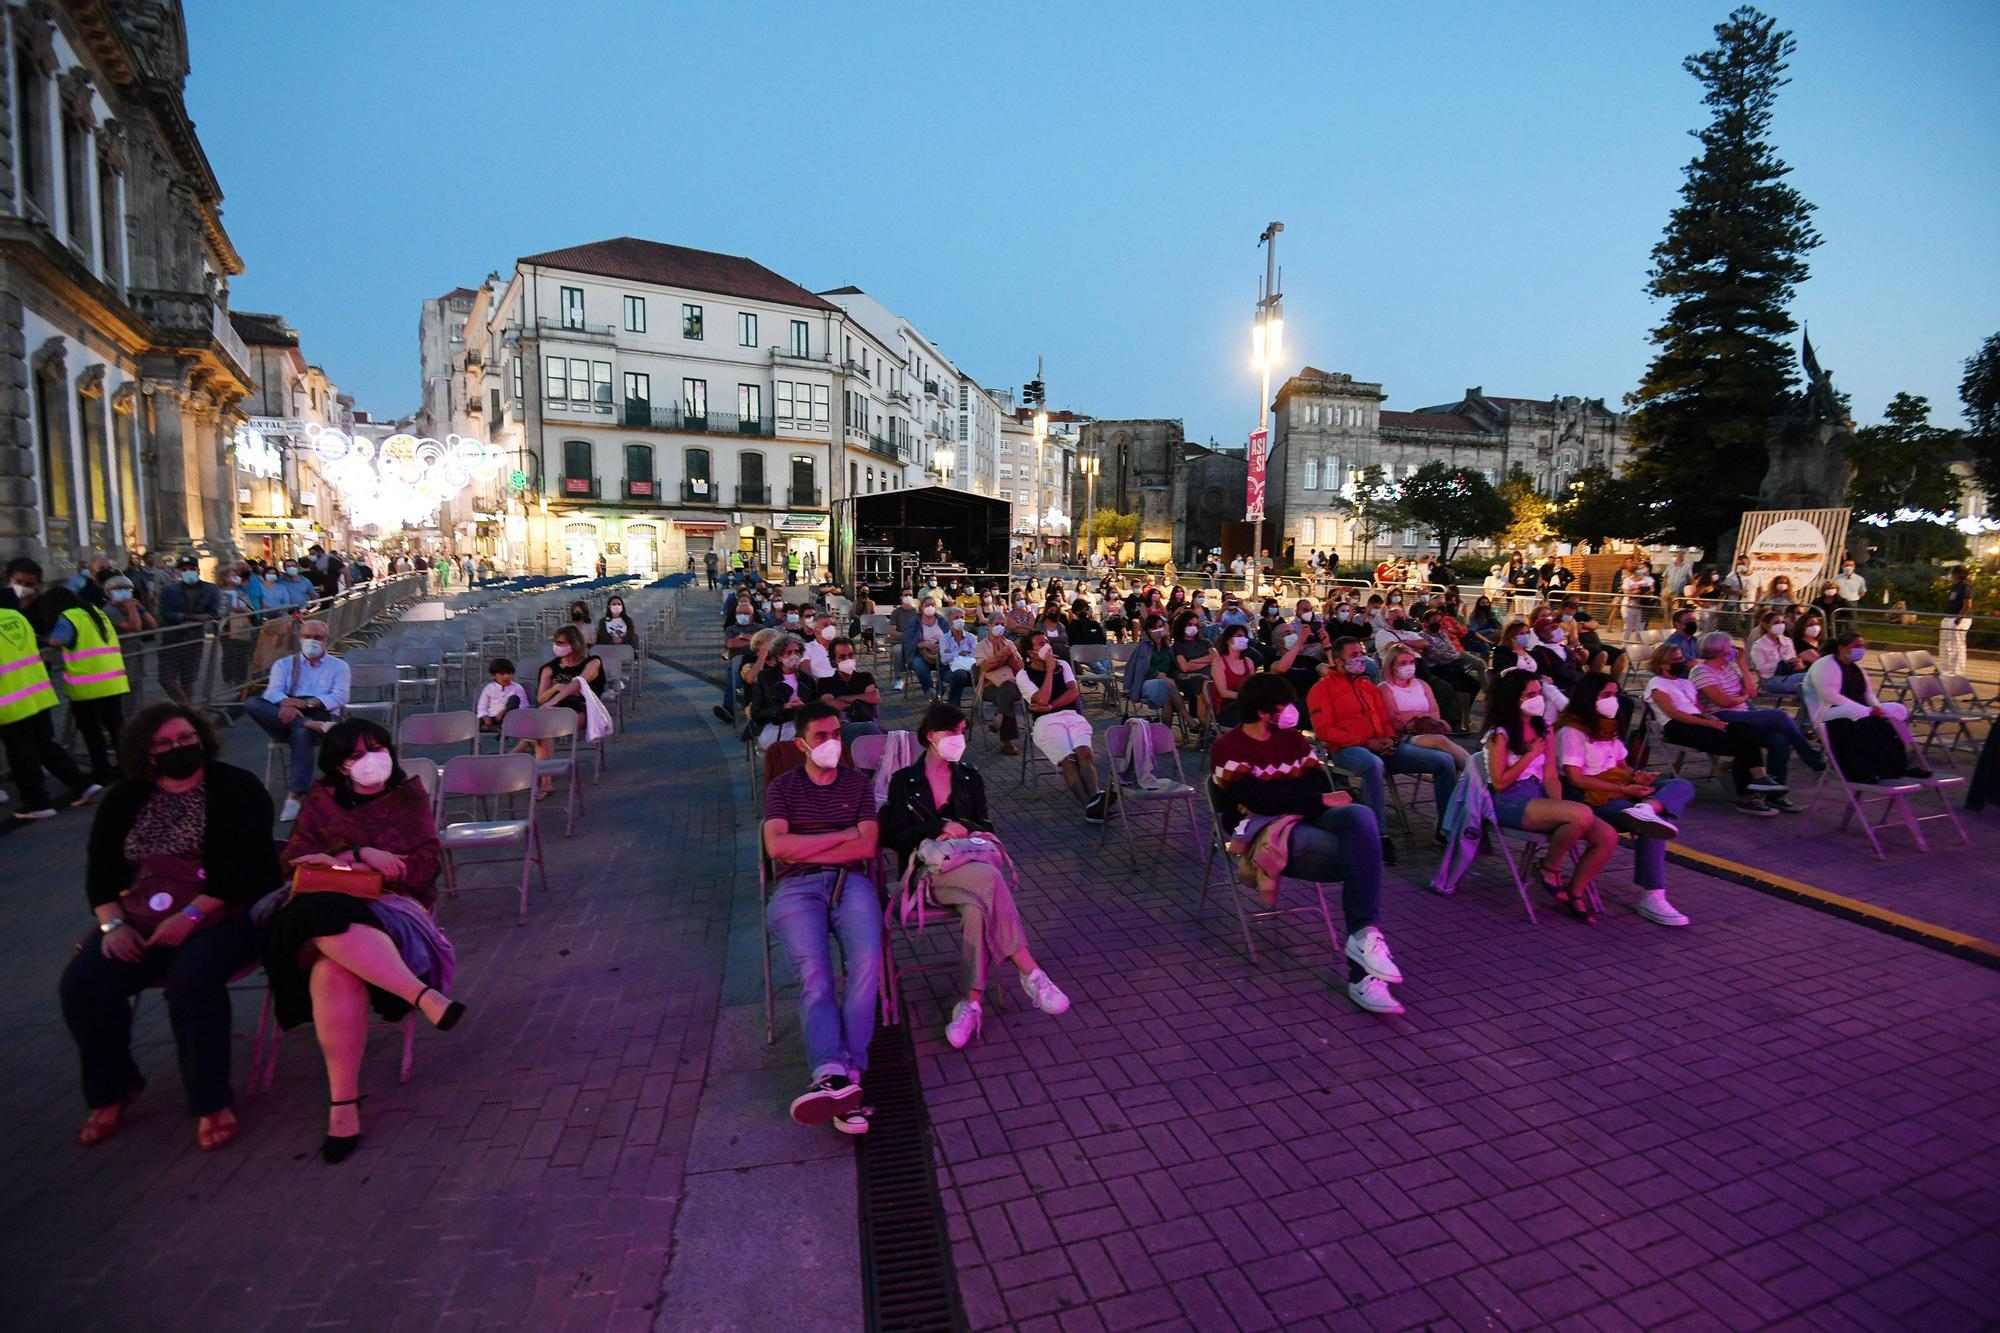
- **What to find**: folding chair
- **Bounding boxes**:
[878,846,1004,1035]
[1198,778,1343,964]
[1905,676,1980,761]
[1102,719,1204,865]
[1941,673,1998,722]
[595,644,636,726]
[849,732,888,775]
[437,753,550,923]
[1069,644,1118,711]
[1801,717,1969,859]
[1463,748,1560,923]
[1874,651,1914,705]
[501,707,585,836]
[344,663,403,734]
[129,962,274,1091]
[400,756,441,820]
[397,709,481,761]
[257,1006,417,1093]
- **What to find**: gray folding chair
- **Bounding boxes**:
[1198,779,1342,964]
[1102,718,1204,865]
[344,663,402,734]
[398,709,482,760]
[437,753,550,924]
[502,707,585,837]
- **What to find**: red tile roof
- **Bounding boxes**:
[517,237,839,312]
[1379,410,1489,435]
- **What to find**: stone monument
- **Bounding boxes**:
[1758,332,1855,511]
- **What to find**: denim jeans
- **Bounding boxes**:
[1333,741,1459,827]
[1279,804,1384,983]
[721,652,748,715]
[914,658,971,706]
[765,868,882,1080]
[244,695,322,793]
[840,719,883,745]
[1760,673,1805,696]
[1714,706,1819,783]
[1592,777,1695,891]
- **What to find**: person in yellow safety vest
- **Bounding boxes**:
[50,583,132,786]
[1,571,102,818]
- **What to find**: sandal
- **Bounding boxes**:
[196,1108,239,1152]
[76,1082,144,1147]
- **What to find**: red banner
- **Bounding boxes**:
[1245,427,1268,522]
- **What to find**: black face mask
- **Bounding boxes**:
[154,741,204,781]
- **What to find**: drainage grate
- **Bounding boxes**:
[857,1017,967,1333]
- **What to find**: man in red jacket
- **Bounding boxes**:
[1307,636,1459,849]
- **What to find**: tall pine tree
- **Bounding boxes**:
[1626,6,1821,552]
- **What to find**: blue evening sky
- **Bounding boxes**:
[186,1,1999,441]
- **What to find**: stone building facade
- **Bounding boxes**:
[1076,417,1184,562]
[0,0,250,577]
[1268,366,1629,563]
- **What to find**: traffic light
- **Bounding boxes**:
[1023,379,1044,407]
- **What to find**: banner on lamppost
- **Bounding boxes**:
[1246,427,1268,521]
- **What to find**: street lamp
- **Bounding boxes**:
[932,443,955,489]
[1079,451,1101,563]
[1033,405,1049,569]
[1250,221,1284,592]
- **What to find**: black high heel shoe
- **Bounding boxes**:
[323,1096,364,1164]
[414,985,466,1032]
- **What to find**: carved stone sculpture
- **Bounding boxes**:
[1758,334,1853,511]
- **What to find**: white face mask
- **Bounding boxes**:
[180,570,199,584]
[934,733,967,763]
[110,587,134,602]
[1595,696,1620,719]
[550,643,567,659]
[836,658,856,675]
[785,614,800,625]
[1227,637,1247,653]
[345,749,394,787]
[1275,703,1300,729]
[1393,663,1416,680]
[807,738,842,769]
[989,625,1005,639]
[1183,625,1198,638]
[818,624,836,640]
[301,639,327,660]
[1283,633,1299,649]
[1767,623,1786,637]
[736,613,751,625]
[1805,625,1820,639]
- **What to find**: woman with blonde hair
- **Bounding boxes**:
[1377,642,1470,770]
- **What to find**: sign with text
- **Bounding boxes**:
[1245,427,1268,522]
[1734,508,1849,601]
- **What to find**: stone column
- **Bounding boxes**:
[0,293,40,563]
[140,359,192,558]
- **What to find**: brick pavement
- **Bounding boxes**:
[847,675,2000,1330]
[0,663,748,1332]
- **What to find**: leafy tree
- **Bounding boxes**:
[1085,507,1138,554]
[1550,465,1659,548]
[1961,332,2000,506]
[1323,464,1405,556]
[1625,6,1821,551]
[1848,393,1963,562]
[1397,462,1511,563]
[1498,466,1553,550]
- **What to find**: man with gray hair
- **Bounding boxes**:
[245,618,350,822]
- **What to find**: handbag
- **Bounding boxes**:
[121,855,211,932]
[897,833,1015,930]
[1403,715,1452,737]
[290,862,385,899]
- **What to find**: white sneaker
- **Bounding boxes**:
[944,997,983,1049]
[1344,926,1404,985]
[1620,803,1678,838]
[13,807,56,821]
[1347,975,1405,1015]
[1021,968,1071,1015]
[832,1106,870,1136]
[70,783,105,808]
[279,795,302,823]
[1636,890,1690,927]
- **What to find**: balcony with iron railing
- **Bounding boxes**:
[623,477,660,503]
[736,483,772,506]
[865,434,902,462]
[621,400,776,436]
[681,479,718,505]
[789,486,822,508]
[888,386,913,406]
[559,473,600,500]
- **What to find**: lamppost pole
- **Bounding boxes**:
[1251,222,1284,594]
[1080,451,1100,564]
[1031,355,1047,574]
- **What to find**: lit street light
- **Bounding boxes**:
[1250,221,1284,592]
[932,442,955,489]
[1079,451,1101,563]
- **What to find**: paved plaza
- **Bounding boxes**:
[3,597,1998,1331]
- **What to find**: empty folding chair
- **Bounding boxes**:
[1905,676,1980,760]
[1102,718,1204,864]
[398,709,482,761]
[344,663,403,734]
[436,753,549,924]
[501,706,585,836]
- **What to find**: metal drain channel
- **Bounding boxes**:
[857,1016,967,1332]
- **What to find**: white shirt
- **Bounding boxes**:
[477,680,530,718]
[264,651,351,712]
[1833,571,1866,602]
[1643,674,1701,727]
[1556,725,1628,778]
[803,640,836,679]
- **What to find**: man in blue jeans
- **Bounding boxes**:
[1307,637,1458,860]
[245,619,349,823]
[762,701,881,1135]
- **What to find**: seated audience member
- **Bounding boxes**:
[1306,637,1459,856]
[762,703,881,1135]
[880,704,1070,1048]
[1690,630,1822,801]
[1022,628,1107,821]
[820,638,883,742]
[1664,608,1704,666]
[1749,612,1808,696]
[975,621,1026,755]
[247,617,350,824]
[534,625,605,793]
[1460,596,1502,658]
[802,612,841,682]
[750,634,816,749]
[918,614,980,706]
[1555,673,1692,927]
[1210,675,1405,1014]
[1490,619,1540,676]
[595,596,638,651]
[1572,610,1626,677]
[1170,609,1218,733]
[717,607,758,723]
[1481,672,1616,923]
[477,658,529,734]
[567,600,597,645]
[1208,623,1258,728]
[1803,632,1926,781]
[1528,615,1582,691]
[1378,643,1471,772]
[1120,613,1199,734]
[1412,611,1480,728]
[61,704,280,1152]
[1789,610,1828,670]
[1642,643,1786,817]
[268,720,461,1163]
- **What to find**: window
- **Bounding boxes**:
[682,304,703,340]
[1300,517,1315,545]
[563,439,592,479]
[999,463,1012,479]
[958,385,968,409]
[776,382,795,420]
[511,356,522,399]
[14,44,48,214]
[623,295,646,333]
[624,371,651,408]
[35,374,70,521]
[682,378,707,421]
[591,361,612,410]
[489,389,501,420]
[559,286,584,329]
[79,382,108,522]
[959,414,968,442]
[685,447,711,497]
[741,451,765,495]
[790,320,809,357]
[865,468,874,493]
[96,155,121,286]
[999,489,1011,502]
[791,455,815,503]
[545,356,569,400]
[812,385,830,423]
[1303,457,1318,490]
[849,461,858,495]
[624,443,654,496]
[738,384,762,422]
[738,312,757,347]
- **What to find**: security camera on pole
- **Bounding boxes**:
[1248,221,1284,594]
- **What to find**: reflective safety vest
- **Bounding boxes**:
[59,607,130,700]
[0,608,56,725]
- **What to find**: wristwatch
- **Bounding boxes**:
[182,905,206,924]
[99,918,126,935]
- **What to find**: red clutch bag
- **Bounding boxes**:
[290,863,385,899]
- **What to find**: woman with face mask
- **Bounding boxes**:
[61,703,282,1152]
[1482,672,1617,922]
[1207,625,1258,728]
[1377,644,1470,771]
[879,704,1070,1048]
[1801,632,1926,783]
[1118,614,1196,736]
[1169,609,1218,740]
[568,601,598,645]
[749,633,817,750]
[1554,674,1692,927]
[1688,630,1823,804]
[595,597,636,650]
[267,718,461,1164]
[1209,675,1404,1015]
[535,625,605,790]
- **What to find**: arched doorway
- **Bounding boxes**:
[564,521,600,576]
[625,522,659,576]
